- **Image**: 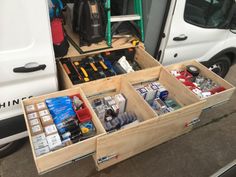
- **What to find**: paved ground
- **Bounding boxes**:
[1,64,236,177]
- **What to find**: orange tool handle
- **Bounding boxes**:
[63,64,71,75]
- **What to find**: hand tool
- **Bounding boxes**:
[73,61,90,82]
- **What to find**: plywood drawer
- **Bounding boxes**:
[58,46,161,89]
[22,87,106,174]
[165,60,235,109]
[80,67,205,170]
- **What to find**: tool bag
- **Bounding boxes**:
[49,0,69,57]
[51,18,69,57]
[73,0,105,46]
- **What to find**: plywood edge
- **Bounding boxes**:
[57,61,74,89]
[79,87,107,134]
[79,75,122,97]
[124,66,162,84]
[120,78,158,121]
[23,87,82,105]
[20,100,37,161]
[135,47,161,68]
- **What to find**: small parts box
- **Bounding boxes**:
[166,60,235,109]
[70,94,92,123]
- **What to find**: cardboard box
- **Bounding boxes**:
[25,104,36,113]
[39,109,50,117]
[27,112,39,120]
[44,124,58,136]
[29,118,41,127]
[36,102,47,111]
[40,115,54,127]
[30,124,43,136]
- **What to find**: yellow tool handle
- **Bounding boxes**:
[131,40,139,46]
[80,67,88,78]
[74,61,80,66]
[84,77,90,82]
[99,61,108,70]
[90,63,98,71]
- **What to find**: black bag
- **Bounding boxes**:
[73,0,105,46]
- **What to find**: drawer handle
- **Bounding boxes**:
[72,152,95,163]
[185,118,200,127]
[97,154,118,164]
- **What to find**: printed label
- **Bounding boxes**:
[32,133,46,143]
[36,102,46,110]
[32,125,42,133]
[30,119,39,126]
[27,112,38,120]
[39,109,49,117]
[26,105,36,113]
[41,115,52,122]
[44,124,57,135]
[35,146,50,156]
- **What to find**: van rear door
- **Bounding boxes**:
[0,0,58,122]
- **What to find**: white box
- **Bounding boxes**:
[46,133,62,151]
[103,96,112,105]
[35,146,50,157]
[32,133,46,143]
[114,94,126,113]
[33,139,48,150]
[136,87,148,99]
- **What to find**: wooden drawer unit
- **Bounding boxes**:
[80,67,205,170]
[22,87,106,174]
[58,46,161,89]
[22,66,205,173]
[166,60,235,109]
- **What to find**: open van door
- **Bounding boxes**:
[0,0,58,156]
[161,0,236,75]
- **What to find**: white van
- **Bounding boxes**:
[144,0,236,78]
[0,0,235,157]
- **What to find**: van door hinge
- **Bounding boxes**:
[97,154,118,164]
[185,118,200,127]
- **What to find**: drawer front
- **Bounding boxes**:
[58,46,161,89]
[166,60,235,109]
[95,101,204,170]
[22,87,106,174]
[35,138,97,174]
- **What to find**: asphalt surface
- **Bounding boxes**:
[1,64,236,177]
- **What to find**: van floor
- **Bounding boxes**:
[1,65,236,177]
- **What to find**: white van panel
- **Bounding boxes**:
[0,0,58,120]
[0,76,57,121]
